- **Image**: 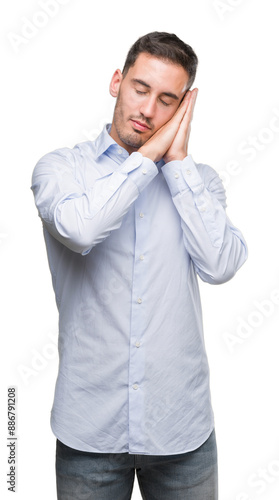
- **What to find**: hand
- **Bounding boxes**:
[138,88,198,163]
[163,88,198,163]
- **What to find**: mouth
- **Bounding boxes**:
[130,119,151,132]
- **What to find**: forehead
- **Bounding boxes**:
[125,52,189,95]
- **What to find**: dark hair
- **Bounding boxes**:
[122,31,198,89]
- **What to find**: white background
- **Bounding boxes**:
[1,0,279,498]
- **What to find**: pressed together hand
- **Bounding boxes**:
[139,88,198,164]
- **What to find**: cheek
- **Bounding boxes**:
[119,89,139,117]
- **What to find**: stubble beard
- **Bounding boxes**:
[112,92,152,151]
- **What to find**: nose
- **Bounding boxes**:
[139,95,157,118]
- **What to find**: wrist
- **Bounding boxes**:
[138,146,158,163]
[164,151,188,163]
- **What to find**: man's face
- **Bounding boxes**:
[109,53,190,153]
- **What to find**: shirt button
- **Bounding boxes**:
[142,169,147,175]
[137,298,142,304]
[200,207,206,212]
[139,255,144,261]
[174,173,179,179]
[139,212,144,218]
[186,169,192,175]
[117,148,122,155]
[132,384,139,390]
[135,341,141,348]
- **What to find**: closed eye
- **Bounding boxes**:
[136,90,171,106]
[160,99,171,107]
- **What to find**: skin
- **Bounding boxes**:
[109,52,198,164]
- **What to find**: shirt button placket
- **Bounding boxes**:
[128,198,148,452]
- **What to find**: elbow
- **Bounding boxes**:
[63,236,94,256]
[208,268,237,285]
[198,266,236,285]
[213,238,248,284]
[43,221,94,255]
[198,241,248,285]
[53,222,112,255]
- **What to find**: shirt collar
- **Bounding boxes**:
[95,124,128,159]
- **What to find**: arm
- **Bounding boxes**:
[161,157,247,284]
[31,147,158,255]
[139,88,247,283]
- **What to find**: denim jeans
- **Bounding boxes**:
[56,430,218,499]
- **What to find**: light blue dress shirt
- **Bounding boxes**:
[31,124,247,455]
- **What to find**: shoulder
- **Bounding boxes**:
[36,140,96,166]
[32,141,96,180]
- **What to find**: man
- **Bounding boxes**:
[31,32,247,499]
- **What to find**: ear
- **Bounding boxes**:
[109,69,123,98]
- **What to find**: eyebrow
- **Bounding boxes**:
[131,78,179,100]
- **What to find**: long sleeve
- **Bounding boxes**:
[161,155,248,284]
[31,147,158,255]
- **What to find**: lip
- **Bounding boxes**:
[130,119,151,132]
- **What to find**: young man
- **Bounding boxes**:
[31,32,247,499]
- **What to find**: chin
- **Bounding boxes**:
[120,133,144,150]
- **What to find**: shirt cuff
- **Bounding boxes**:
[161,155,205,197]
[121,152,158,193]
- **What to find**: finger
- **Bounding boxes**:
[160,92,191,135]
[180,89,198,129]
[178,90,193,113]
[186,89,198,116]
[152,89,196,143]
[175,89,198,122]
